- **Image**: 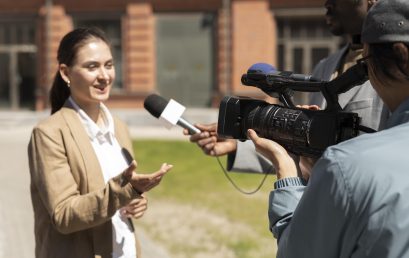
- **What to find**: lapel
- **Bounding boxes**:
[331,45,367,109]
[322,45,348,81]
[113,116,134,159]
[310,46,349,107]
[60,101,105,192]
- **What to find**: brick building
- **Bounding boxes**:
[0,0,341,110]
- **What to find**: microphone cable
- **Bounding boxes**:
[215,156,269,195]
[358,125,377,133]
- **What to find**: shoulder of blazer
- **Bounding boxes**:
[32,100,80,133]
[31,110,71,139]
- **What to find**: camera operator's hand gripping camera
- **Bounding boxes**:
[217,61,374,157]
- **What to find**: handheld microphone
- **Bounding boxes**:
[144,94,201,135]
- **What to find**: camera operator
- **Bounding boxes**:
[186,0,389,175]
[248,0,409,256]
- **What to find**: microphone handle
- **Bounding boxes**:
[177,117,201,135]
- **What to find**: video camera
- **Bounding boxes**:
[217,61,372,157]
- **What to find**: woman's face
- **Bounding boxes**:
[60,38,115,107]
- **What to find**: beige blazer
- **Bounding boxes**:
[28,102,141,258]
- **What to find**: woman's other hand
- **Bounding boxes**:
[120,194,148,219]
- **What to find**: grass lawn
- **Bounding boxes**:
[133,139,278,258]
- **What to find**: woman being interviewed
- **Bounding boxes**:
[28,27,172,258]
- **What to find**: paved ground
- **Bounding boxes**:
[0,108,218,258]
[0,127,34,258]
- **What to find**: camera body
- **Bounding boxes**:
[217,96,361,158]
[216,62,370,157]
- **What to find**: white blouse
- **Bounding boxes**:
[69,97,137,258]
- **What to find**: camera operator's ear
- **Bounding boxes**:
[392,43,409,78]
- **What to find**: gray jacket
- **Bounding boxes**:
[270,97,409,258]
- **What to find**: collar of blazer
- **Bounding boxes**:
[324,45,349,81]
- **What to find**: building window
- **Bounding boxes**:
[74,18,123,89]
[0,19,36,109]
[0,20,35,45]
[156,13,215,107]
[276,17,343,103]
[277,18,342,74]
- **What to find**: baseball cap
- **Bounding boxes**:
[362,0,409,44]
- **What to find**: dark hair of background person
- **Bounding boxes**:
[369,42,409,81]
[49,27,111,114]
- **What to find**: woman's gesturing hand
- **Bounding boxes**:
[123,161,173,193]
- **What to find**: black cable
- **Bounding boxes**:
[216,156,269,195]
[359,125,377,133]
